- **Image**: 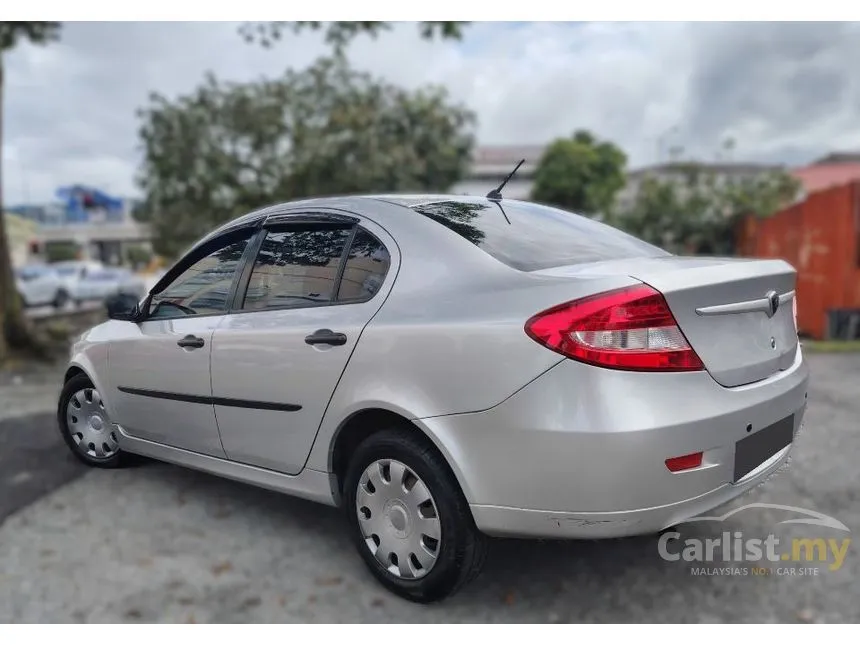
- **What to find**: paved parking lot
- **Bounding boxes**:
[0,352,857,622]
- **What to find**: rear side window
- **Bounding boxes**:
[242,225,352,311]
[337,229,390,302]
[411,199,669,271]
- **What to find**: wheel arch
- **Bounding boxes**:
[62,354,114,418]
[64,365,87,383]
[327,406,475,507]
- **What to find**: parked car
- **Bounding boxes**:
[58,195,809,602]
[72,267,147,304]
[50,260,106,305]
[15,265,70,309]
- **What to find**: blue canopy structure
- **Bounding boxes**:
[55,185,125,223]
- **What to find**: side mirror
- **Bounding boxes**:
[106,292,143,321]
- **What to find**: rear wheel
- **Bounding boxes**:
[58,373,126,468]
[343,427,488,603]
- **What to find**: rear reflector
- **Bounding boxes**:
[524,284,705,372]
[665,452,704,472]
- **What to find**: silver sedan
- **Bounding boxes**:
[57,195,809,602]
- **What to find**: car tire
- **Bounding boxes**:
[343,426,488,603]
[57,373,127,469]
[53,289,69,309]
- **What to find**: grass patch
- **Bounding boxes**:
[803,340,860,353]
[41,320,73,342]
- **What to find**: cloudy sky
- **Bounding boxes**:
[3,21,859,204]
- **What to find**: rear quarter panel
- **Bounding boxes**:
[304,199,644,471]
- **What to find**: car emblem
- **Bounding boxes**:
[765,290,780,318]
[770,337,776,349]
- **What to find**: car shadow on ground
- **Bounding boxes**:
[132,458,784,622]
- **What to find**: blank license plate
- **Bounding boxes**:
[733,414,795,482]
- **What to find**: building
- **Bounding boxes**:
[452,145,544,199]
[454,147,788,211]
[790,153,860,197]
[9,185,151,266]
[3,212,39,268]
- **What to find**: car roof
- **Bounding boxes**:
[155,193,551,294]
[203,194,499,240]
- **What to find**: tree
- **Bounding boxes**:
[136,57,476,258]
[610,162,801,255]
[530,130,627,216]
[238,21,469,54]
[0,22,61,362]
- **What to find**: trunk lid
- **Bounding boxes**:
[534,256,798,387]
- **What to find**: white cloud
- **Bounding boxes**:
[3,21,860,204]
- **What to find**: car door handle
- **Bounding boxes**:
[305,329,347,346]
[177,334,205,349]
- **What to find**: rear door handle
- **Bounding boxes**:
[177,334,205,349]
[305,329,347,346]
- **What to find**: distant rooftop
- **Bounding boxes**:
[472,145,546,165]
[791,162,860,195]
[811,151,860,165]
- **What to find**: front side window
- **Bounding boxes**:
[148,233,252,319]
[241,225,352,311]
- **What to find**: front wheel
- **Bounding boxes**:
[57,373,127,468]
[343,427,488,603]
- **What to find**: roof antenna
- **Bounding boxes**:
[486,159,525,201]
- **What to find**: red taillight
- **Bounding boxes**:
[524,285,705,372]
[665,451,704,472]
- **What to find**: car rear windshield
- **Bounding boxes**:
[410,199,670,272]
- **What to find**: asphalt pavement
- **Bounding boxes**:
[0,352,857,622]
[0,413,87,523]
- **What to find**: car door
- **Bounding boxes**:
[107,227,257,456]
[210,215,396,475]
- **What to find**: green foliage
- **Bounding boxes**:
[136,57,476,257]
[125,244,152,268]
[44,241,79,263]
[238,21,469,53]
[610,164,802,255]
[530,130,627,216]
[0,22,60,51]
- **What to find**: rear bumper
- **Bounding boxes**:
[419,347,809,540]
[470,441,794,538]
